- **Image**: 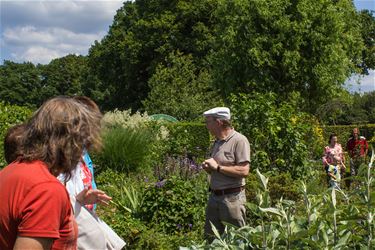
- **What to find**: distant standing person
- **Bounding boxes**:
[202,107,250,240]
[346,128,369,181]
[322,133,346,188]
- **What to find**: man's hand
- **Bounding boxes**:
[203,158,219,171]
[76,188,112,206]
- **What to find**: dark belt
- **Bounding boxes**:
[210,186,245,196]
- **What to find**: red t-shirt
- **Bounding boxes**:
[346,137,369,158]
[0,160,78,249]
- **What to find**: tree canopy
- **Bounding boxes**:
[209,0,364,111]
[143,51,222,120]
[1,0,374,121]
[88,0,218,111]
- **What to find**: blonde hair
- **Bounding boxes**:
[20,96,102,180]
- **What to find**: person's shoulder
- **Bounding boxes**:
[233,130,245,137]
[360,136,367,140]
[0,161,55,184]
[28,180,69,206]
[233,131,249,141]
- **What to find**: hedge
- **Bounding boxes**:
[0,102,33,168]
[322,124,375,151]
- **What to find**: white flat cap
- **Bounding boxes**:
[203,107,230,119]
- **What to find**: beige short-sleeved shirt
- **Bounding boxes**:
[209,130,250,190]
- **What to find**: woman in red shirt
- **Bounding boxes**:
[0,96,102,249]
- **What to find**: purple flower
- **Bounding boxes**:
[188,224,192,229]
[155,179,166,188]
[144,177,149,182]
[190,163,197,170]
[176,224,182,230]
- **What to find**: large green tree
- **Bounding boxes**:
[88,0,218,111]
[209,0,364,112]
[0,61,42,107]
[0,55,100,107]
[143,51,222,120]
[357,10,375,75]
[39,54,87,98]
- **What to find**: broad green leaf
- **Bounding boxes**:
[256,169,268,190]
[259,207,283,217]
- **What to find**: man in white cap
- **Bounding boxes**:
[202,107,250,240]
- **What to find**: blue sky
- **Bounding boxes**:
[0,0,374,93]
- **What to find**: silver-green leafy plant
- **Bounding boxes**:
[185,153,374,249]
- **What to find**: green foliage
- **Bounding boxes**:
[230,92,322,177]
[96,165,206,249]
[0,55,99,108]
[101,109,151,129]
[245,172,301,208]
[323,124,375,151]
[95,169,148,245]
[346,92,375,124]
[165,122,210,161]
[88,0,219,111]
[318,91,375,125]
[210,0,363,112]
[0,61,42,107]
[141,174,207,234]
[143,51,222,121]
[97,109,210,173]
[39,55,87,98]
[357,10,375,75]
[97,126,155,174]
[0,102,33,167]
[187,155,375,249]
[96,109,162,174]
[316,91,353,125]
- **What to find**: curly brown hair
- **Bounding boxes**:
[4,123,26,164]
[20,96,102,180]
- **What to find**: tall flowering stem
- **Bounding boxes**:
[366,148,374,249]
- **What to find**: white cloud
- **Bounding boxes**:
[3,25,106,64]
[345,70,375,93]
[1,0,123,64]
[12,46,62,64]
[1,1,124,33]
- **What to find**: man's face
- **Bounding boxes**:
[353,129,359,139]
[205,116,218,133]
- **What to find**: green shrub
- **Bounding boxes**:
[101,109,151,130]
[0,102,33,168]
[140,174,207,234]
[187,156,375,249]
[164,122,210,162]
[132,228,202,250]
[323,124,375,150]
[96,126,156,174]
[230,92,321,178]
[95,169,148,245]
[97,109,209,174]
[96,168,205,249]
[245,172,301,205]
